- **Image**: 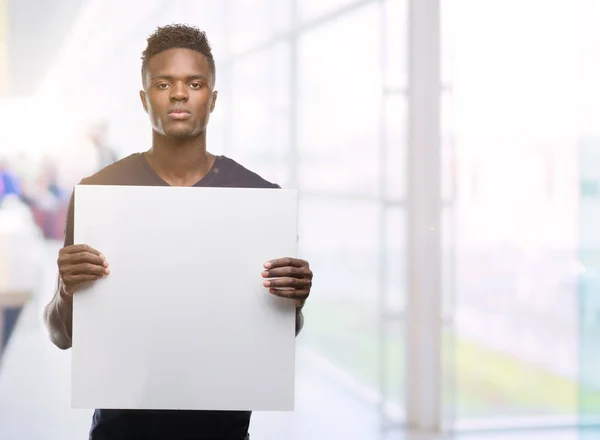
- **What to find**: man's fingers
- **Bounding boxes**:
[262,266,307,279]
[264,277,311,289]
[58,246,107,274]
[268,288,310,301]
[64,274,104,285]
[70,263,109,276]
[63,251,107,267]
[264,257,308,269]
[263,257,313,304]
[64,244,102,256]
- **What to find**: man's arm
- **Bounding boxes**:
[44,194,76,350]
[43,188,108,350]
[44,241,107,350]
[44,276,74,350]
[295,307,304,336]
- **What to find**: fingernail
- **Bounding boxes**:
[103,261,109,267]
[263,281,270,287]
[99,254,105,259]
[105,268,110,275]
[269,288,276,294]
[261,271,268,277]
[264,262,271,269]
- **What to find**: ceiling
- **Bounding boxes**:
[5,0,83,95]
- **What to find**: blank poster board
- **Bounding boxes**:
[72,185,298,411]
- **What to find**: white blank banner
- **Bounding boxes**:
[72,185,297,411]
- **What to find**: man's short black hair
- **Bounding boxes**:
[141,24,216,85]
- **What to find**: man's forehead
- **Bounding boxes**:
[145,50,212,83]
[147,48,210,71]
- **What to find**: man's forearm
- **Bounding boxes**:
[295,308,304,336]
[43,277,73,350]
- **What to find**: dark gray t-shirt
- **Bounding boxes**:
[64,153,279,440]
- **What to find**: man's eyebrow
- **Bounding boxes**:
[150,74,209,81]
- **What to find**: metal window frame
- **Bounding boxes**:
[404,0,443,433]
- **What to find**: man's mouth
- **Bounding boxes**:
[168,110,192,120]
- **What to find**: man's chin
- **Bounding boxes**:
[164,129,198,139]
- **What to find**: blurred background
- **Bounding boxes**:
[1,0,600,439]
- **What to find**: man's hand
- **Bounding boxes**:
[57,244,109,299]
[262,258,313,307]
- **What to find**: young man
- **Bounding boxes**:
[43,24,313,440]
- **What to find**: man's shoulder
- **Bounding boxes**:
[215,156,281,189]
[79,153,143,186]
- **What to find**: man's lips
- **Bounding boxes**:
[168,110,191,120]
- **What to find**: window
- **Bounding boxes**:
[446,0,591,426]
[297,0,358,22]
[229,43,291,185]
[298,197,381,394]
[381,207,407,418]
[227,0,291,54]
[382,0,408,90]
[297,3,381,196]
[384,94,407,201]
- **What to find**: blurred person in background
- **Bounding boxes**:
[37,156,65,201]
[43,24,313,440]
[0,158,36,208]
[87,120,118,170]
[0,158,23,200]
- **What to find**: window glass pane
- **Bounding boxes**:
[297,3,381,196]
[298,199,407,423]
[579,3,600,423]
[442,205,457,425]
[447,0,591,426]
[382,316,405,422]
[229,43,291,185]
[187,0,228,56]
[442,91,455,203]
[441,0,454,86]
[442,205,456,319]
[228,0,291,53]
[298,196,380,395]
[206,105,226,156]
[452,0,577,136]
[578,0,600,417]
[384,207,406,314]
[382,207,407,416]
[579,0,600,138]
[452,148,582,420]
[297,0,356,22]
[383,0,408,90]
[384,95,407,200]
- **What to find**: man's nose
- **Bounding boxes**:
[170,83,188,101]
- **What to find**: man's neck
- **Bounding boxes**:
[145,131,214,186]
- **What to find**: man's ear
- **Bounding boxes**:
[139,90,148,113]
[210,91,218,113]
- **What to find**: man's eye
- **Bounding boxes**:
[157,83,170,89]
[190,83,203,90]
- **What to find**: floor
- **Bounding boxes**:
[0,240,596,440]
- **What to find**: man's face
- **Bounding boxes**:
[140,48,217,139]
